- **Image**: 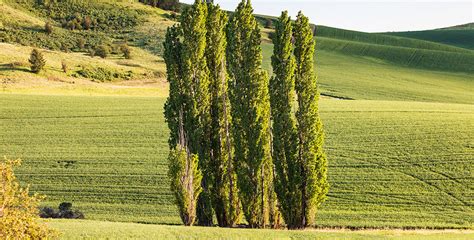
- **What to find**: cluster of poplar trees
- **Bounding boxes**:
[164,0,328,229]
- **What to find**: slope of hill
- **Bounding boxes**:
[384,24,474,50]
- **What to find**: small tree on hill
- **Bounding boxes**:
[95,45,109,59]
[29,49,46,73]
[0,157,58,239]
[45,22,53,34]
[120,44,132,59]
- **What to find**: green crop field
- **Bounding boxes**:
[46,219,474,240]
[1,94,472,229]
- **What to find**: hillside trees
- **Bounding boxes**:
[227,0,277,228]
[205,3,241,227]
[0,158,57,239]
[29,49,46,73]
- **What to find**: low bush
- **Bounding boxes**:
[39,202,85,219]
[74,65,134,82]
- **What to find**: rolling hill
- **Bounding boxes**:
[384,23,474,50]
[0,0,473,232]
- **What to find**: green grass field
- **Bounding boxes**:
[45,219,474,240]
[1,94,472,229]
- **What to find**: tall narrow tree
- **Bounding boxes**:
[227,0,276,228]
[180,0,213,226]
[205,3,241,227]
[293,11,329,228]
[269,11,303,229]
[164,24,203,226]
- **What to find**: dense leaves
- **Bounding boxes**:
[227,0,277,228]
[293,12,329,227]
[0,158,57,239]
[205,3,240,227]
[28,49,46,73]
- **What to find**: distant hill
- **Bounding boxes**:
[383,23,474,50]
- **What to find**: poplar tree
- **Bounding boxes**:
[180,0,213,226]
[163,24,203,226]
[205,3,241,227]
[293,11,329,228]
[269,11,303,229]
[227,0,276,228]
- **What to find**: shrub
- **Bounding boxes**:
[29,49,46,73]
[39,202,85,219]
[120,44,132,59]
[0,158,58,239]
[95,45,110,58]
[45,21,53,34]
[74,65,134,82]
[88,48,96,57]
[78,38,85,49]
[61,60,68,73]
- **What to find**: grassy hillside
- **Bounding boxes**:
[261,45,474,104]
[316,25,470,53]
[1,94,472,229]
[384,26,474,50]
[47,220,474,240]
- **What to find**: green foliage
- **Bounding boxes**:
[227,0,275,228]
[205,3,240,228]
[0,27,110,53]
[0,158,58,239]
[120,44,132,59]
[293,12,329,227]
[28,48,46,73]
[45,21,53,34]
[73,65,133,82]
[269,11,302,229]
[167,147,202,226]
[140,0,181,12]
[28,0,144,32]
[178,1,213,226]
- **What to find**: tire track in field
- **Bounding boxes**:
[338,148,468,214]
